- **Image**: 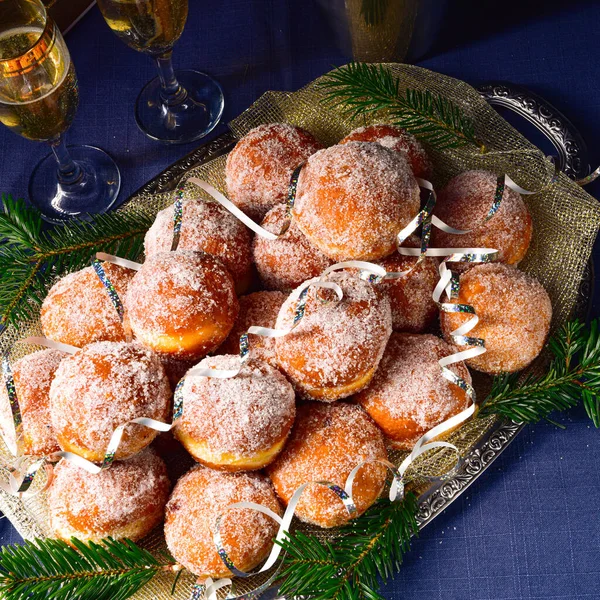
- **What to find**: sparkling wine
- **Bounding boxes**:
[97,0,188,55]
[0,24,78,142]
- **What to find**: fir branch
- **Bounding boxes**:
[479,319,600,427]
[0,537,178,600]
[277,493,419,600]
[320,63,483,151]
[0,196,154,331]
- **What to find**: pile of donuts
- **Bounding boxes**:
[0,122,553,582]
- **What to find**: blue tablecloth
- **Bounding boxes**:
[1,2,599,599]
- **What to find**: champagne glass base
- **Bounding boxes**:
[135,69,224,144]
[29,145,121,224]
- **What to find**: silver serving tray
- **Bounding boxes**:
[124,82,594,534]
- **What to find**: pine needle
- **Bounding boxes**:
[479,319,600,427]
[0,537,177,600]
[319,63,483,151]
[0,196,154,331]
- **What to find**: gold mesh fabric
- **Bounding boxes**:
[0,64,599,599]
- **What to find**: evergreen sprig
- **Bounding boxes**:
[479,319,600,427]
[320,63,483,151]
[0,195,154,331]
[0,537,178,600]
[277,493,419,600]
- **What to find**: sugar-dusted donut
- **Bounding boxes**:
[266,402,387,528]
[174,356,295,471]
[164,466,282,578]
[144,199,253,295]
[218,291,287,367]
[292,142,420,261]
[440,263,552,373]
[355,333,471,449]
[41,263,134,347]
[275,271,392,401]
[431,170,533,266]
[0,349,64,456]
[252,203,333,291]
[339,124,432,179]
[225,123,323,221]
[50,341,171,462]
[48,448,170,542]
[125,250,238,361]
[378,236,439,332]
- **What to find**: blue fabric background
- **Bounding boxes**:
[1,1,599,598]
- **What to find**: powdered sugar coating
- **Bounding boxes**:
[266,402,387,528]
[144,199,253,294]
[218,291,287,367]
[41,263,134,347]
[175,356,295,463]
[431,170,533,266]
[355,333,471,449]
[0,349,64,456]
[378,236,440,332]
[50,341,171,461]
[252,203,333,291]
[125,250,239,360]
[340,124,433,179]
[49,448,170,542]
[440,263,552,373]
[226,123,323,221]
[165,466,282,578]
[293,142,420,261]
[276,271,392,400]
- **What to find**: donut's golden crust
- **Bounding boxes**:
[144,199,253,295]
[174,357,295,471]
[275,272,392,401]
[378,240,439,333]
[431,170,533,267]
[0,349,64,456]
[48,449,170,543]
[217,291,287,367]
[292,142,420,261]
[266,402,388,528]
[225,123,323,221]
[440,263,552,373]
[41,263,134,347]
[355,333,471,449]
[49,341,171,461]
[252,204,333,291]
[164,467,282,578]
[339,124,433,179]
[125,251,239,361]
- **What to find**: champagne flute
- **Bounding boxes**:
[0,0,121,223]
[97,0,224,144]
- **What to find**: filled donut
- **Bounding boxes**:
[164,466,282,578]
[292,142,420,261]
[144,198,253,295]
[275,271,392,401]
[355,333,471,449]
[49,341,171,462]
[0,349,64,456]
[440,263,552,373]
[339,124,432,179]
[125,250,238,361]
[48,448,170,542]
[267,402,388,528]
[174,356,295,471]
[226,123,323,221]
[41,263,134,347]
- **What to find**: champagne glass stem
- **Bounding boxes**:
[50,135,82,186]
[154,51,187,106]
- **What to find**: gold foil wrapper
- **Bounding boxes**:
[1,64,599,599]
